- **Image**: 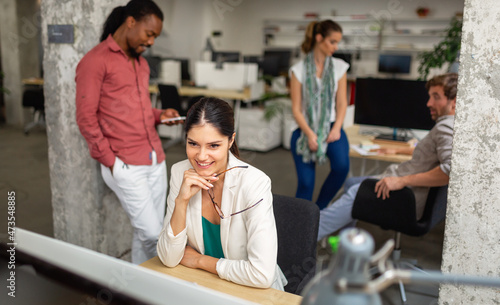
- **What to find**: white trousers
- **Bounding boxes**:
[101,151,167,264]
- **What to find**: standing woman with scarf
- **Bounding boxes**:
[289,20,350,210]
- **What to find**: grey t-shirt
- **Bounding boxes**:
[380,115,454,219]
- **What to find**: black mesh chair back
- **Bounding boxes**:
[158,84,185,116]
[351,178,448,237]
[272,194,319,294]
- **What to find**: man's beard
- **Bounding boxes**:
[129,47,141,59]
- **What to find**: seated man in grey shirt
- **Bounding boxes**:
[318,73,458,241]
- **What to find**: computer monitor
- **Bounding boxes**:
[9,228,252,305]
[261,55,280,77]
[212,51,241,63]
[243,55,263,69]
[332,52,352,72]
[163,57,191,81]
[354,78,434,137]
[263,50,292,77]
[143,55,162,79]
[378,54,411,74]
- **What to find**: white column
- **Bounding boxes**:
[440,0,500,303]
[0,0,23,125]
[41,0,133,261]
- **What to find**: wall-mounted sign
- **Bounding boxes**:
[48,25,74,44]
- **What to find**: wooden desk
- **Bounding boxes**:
[179,86,251,100]
[149,85,251,100]
[150,84,253,135]
[141,257,302,305]
[26,79,251,100]
[345,125,413,176]
[22,78,44,86]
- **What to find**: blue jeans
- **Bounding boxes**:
[317,176,368,240]
[290,125,350,210]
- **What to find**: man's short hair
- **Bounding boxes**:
[426,73,458,100]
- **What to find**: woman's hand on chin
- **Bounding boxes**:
[178,169,218,203]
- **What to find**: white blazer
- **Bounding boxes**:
[157,153,287,290]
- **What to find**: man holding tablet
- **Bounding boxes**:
[75,0,182,264]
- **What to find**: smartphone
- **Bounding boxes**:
[161,116,186,123]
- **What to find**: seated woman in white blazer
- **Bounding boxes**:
[157,98,287,290]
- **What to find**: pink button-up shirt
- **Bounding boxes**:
[76,35,165,168]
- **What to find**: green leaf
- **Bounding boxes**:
[418,17,462,80]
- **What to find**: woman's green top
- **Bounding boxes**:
[202,217,225,259]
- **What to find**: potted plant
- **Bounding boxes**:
[260,75,295,150]
[257,75,290,120]
[238,75,291,151]
[418,17,463,80]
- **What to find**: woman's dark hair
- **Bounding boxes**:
[100,0,164,42]
[426,73,459,100]
[301,19,343,54]
[184,98,240,158]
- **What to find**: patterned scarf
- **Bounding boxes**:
[296,52,335,164]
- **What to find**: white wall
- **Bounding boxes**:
[152,0,464,79]
[206,0,464,54]
[152,0,211,59]
[1,0,43,126]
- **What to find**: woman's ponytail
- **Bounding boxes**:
[100,6,126,42]
[300,19,343,54]
[301,21,317,54]
[230,140,240,159]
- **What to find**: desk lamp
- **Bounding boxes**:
[214,54,240,70]
[201,37,215,62]
[301,228,500,305]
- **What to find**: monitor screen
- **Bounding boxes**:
[212,51,241,63]
[378,54,411,74]
[163,57,191,81]
[354,78,435,130]
[263,50,292,77]
[332,52,352,72]
[143,55,162,79]
[10,228,253,305]
[243,55,263,68]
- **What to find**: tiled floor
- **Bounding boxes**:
[0,125,445,304]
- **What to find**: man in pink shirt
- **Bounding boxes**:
[76,0,180,264]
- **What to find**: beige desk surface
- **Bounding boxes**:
[149,84,251,100]
[345,125,413,163]
[140,257,302,305]
[24,79,251,101]
[22,77,44,85]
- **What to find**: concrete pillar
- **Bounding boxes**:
[17,0,42,80]
[440,0,500,303]
[41,0,133,261]
[0,0,23,125]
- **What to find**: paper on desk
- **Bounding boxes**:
[350,144,379,156]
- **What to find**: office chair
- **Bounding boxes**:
[272,194,320,295]
[156,84,185,149]
[156,84,202,149]
[351,178,448,304]
[158,84,185,116]
[22,87,45,134]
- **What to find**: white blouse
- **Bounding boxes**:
[289,56,350,124]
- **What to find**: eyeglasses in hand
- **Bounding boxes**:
[207,166,263,219]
